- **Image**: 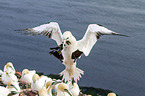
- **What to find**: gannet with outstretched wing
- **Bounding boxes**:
[17,22,128,83]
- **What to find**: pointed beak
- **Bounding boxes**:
[10,84,18,91]
[112,32,129,37]
[9,66,14,71]
[6,72,9,75]
[64,89,72,96]
[66,41,71,45]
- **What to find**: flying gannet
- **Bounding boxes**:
[17,22,128,83]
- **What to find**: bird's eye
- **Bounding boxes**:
[66,37,69,39]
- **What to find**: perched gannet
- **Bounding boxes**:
[6,81,21,96]
[0,81,20,96]
[3,62,16,74]
[2,68,18,85]
[31,74,52,91]
[107,92,116,96]
[39,87,49,96]
[57,83,72,96]
[20,69,36,84]
[17,22,128,82]
[68,82,80,96]
[31,74,43,91]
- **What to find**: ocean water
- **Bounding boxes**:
[0,0,145,96]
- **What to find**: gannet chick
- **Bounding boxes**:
[6,81,20,96]
[107,92,116,96]
[4,62,16,74]
[2,68,18,85]
[39,87,49,96]
[57,83,72,96]
[68,82,80,96]
[20,69,36,84]
[18,22,128,83]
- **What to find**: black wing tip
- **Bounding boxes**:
[45,22,51,24]
[14,28,29,31]
[122,34,129,37]
[112,32,129,37]
[97,24,103,26]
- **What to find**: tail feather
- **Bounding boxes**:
[74,67,84,82]
[60,67,84,83]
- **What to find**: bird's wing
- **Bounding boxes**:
[17,22,63,45]
[77,24,128,56]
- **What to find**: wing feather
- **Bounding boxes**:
[77,24,128,56]
[17,22,63,45]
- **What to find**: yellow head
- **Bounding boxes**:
[107,92,116,96]
[22,69,29,75]
[46,81,52,89]
[39,87,47,96]
[7,81,18,91]
[32,74,40,82]
[6,62,14,70]
[58,83,68,92]
[57,83,72,96]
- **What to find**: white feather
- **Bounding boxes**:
[25,22,63,45]
[77,24,127,56]
[0,86,11,96]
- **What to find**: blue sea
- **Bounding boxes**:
[0,0,145,96]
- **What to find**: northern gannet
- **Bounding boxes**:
[17,22,128,83]
[107,92,116,96]
[4,62,16,74]
[31,74,52,91]
[2,68,18,85]
[20,69,36,84]
[57,83,72,96]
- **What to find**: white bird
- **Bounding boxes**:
[2,68,18,85]
[0,81,20,96]
[6,80,21,96]
[18,22,128,82]
[20,69,36,84]
[3,62,16,74]
[39,87,49,96]
[31,74,43,91]
[57,83,72,96]
[68,82,80,96]
[31,74,52,91]
[107,92,116,96]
